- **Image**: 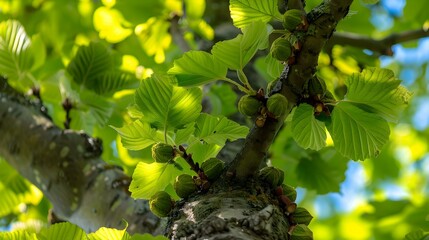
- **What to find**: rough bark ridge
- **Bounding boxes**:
[0,0,353,238]
[0,79,162,235]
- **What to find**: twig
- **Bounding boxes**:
[326,28,429,56]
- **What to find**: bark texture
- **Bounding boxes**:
[0,79,162,234]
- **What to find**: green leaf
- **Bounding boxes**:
[362,0,379,4]
[330,101,390,160]
[296,148,348,194]
[38,222,86,240]
[174,124,195,146]
[130,233,168,240]
[405,229,429,240]
[344,68,412,122]
[129,161,182,200]
[111,120,164,151]
[206,83,238,116]
[186,142,221,163]
[291,104,327,151]
[87,226,130,240]
[87,71,139,96]
[229,0,282,28]
[135,74,202,130]
[0,230,37,240]
[67,42,113,87]
[0,20,34,81]
[194,113,249,146]
[168,51,228,87]
[79,90,114,126]
[211,21,269,70]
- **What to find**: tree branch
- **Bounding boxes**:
[0,79,162,234]
[326,28,429,55]
[229,0,354,181]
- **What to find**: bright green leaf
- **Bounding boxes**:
[129,162,182,200]
[174,124,195,146]
[186,142,221,163]
[135,74,202,130]
[0,20,34,81]
[292,104,327,151]
[168,51,228,87]
[229,0,282,28]
[194,113,249,146]
[87,226,130,240]
[0,230,37,240]
[86,71,139,96]
[111,120,164,151]
[38,222,86,240]
[79,90,114,126]
[330,101,390,160]
[206,83,238,116]
[405,229,429,240]
[212,21,269,70]
[344,68,412,122]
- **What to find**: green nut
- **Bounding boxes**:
[270,37,292,62]
[201,158,224,181]
[283,9,303,32]
[292,207,313,226]
[307,76,327,98]
[151,143,175,163]
[174,174,197,198]
[238,95,262,117]
[281,184,297,202]
[267,93,288,118]
[289,224,313,240]
[258,166,285,188]
[149,191,174,218]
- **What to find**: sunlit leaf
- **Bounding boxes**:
[93,7,133,43]
[111,120,164,151]
[168,51,228,87]
[186,142,221,163]
[405,229,429,240]
[174,124,195,146]
[194,113,249,146]
[344,68,412,122]
[135,74,202,130]
[206,83,238,116]
[129,162,182,200]
[0,230,37,240]
[292,104,327,151]
[87,226,130,240]
[88,71,139,96]
[229,0,282,28]
[135,18,171,63]
[212,21,269,70]
[0,20,34,81]
[330,101,390,160]
[38,222,86,240]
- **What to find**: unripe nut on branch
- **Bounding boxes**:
[174,174,197,198]
[151,143,175,163]
[283,9,303,32]
[238,95,262,117]
[267,93,288,119]
[289,224,313,240]
[270,37,292,62]
[258,166,285,188]
[201,158,224,181]
[149,191,174,218]
[281,184,297,202]
[292,207,313,226]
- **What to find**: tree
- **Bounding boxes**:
[0,0,428,239]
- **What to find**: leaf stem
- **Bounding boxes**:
[237,69,256,94]
[222,77,252,94]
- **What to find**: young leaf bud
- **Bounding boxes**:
[174,174,197,198]
[283,9,303,32]
[149,191,174,218]
[238,95,262,117]
[270,37,292,62]
[292,207,313,226]
[267,93,288,118]
[258,166,285,188]
[151,143,175,163]
[289,224,313,240]
[201,158,225,181]
[307,77,327,98]
[281,184,297,202]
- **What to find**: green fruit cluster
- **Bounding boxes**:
[149,191,174,217]
[151,143,175,163]
[283,9,303,32]
[258,166,284,188]
[201,158,224,181]
[238,95,262,116]
[270,37,292,62]
[267,93,288,118]
[174,174,197,198]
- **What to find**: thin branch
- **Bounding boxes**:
[326,28,429,55]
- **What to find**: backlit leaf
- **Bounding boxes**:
[111,120,164,151]
[292,104,327,151]
[230,0,282,28]
[38,222,86,240]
